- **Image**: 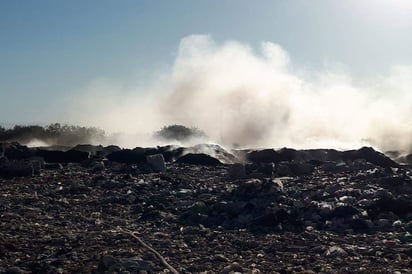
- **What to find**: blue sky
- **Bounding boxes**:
[1,0,412,125]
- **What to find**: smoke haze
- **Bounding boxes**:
[65,35,412,152]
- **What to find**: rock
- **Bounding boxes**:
[318,202,333,218]
[247,149,280,164]
[146,153,166,172]
[233,179,283,200]
[330,205,360,219]
[228,163,246,179]
[376,219,391,228]
[44,162,63,169]
[303,148,343,162]
[3,267,30,274]
[276,162,293,176]
[404,247,412,256]
[344,147,398,168]
[101,145,122,156]
[0,142,4,158]
[156,145,185,162]
[36,149,90,163]
[2,142,35,160]
[393,219,403,226]
[63,150,90,162]
[190,144,237,164]
[214,254,229,262]
[0,160,34,177]
[405,153,412,165]
[71,144,104,156]
[92,161,105,171]
[179,201,209,225]
[106,148,146,164]
[97,255,152,273]
[27,157,44,175]
[62,181,91,195]
[324,246,348,258]
[36,149,65,162]
[253,211,281,227]
[321,161,350,173]
[352,159,377,171]
[256,163,275,176]
[81,160,105,171]
[277,147,299,162]
[271,178,284,192]
[347,218,371,232]
[393,220,403,230]
[142,147,160,157]
[30,160,42,175]
[0,155,7,164]
[175,153,222,166]
[223,262,243,273]
[376,175,412,195]
[368,196,412,218]
[289,162,315,176]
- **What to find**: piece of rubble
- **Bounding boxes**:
[146,153,166,172]
[106,148,146,164]
[228,163,246,179]
[176,153,222,166]
[0,160,34,177]
[247,149,280,164]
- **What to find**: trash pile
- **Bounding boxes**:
[1,142,412,273]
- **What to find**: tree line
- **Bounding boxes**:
[0,123,206,146]
[0,123,106,146]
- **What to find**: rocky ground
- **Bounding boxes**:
[1,144,412,273]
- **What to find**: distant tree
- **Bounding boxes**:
[0,123,107,146]
[155,124,206,142]
[55,125,106,145]
[46,123,62,136]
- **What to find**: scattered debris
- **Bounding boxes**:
[0,142,411,273]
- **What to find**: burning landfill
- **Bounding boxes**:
[1,140,412,273]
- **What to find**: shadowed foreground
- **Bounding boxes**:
[1,144,412,273]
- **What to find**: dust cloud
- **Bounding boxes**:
[65,35,412,153]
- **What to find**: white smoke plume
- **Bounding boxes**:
[65,35,412,152]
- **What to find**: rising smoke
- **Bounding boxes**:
[65,35,412,153]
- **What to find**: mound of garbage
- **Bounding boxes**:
[1,142,412,273]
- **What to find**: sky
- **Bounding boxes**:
[1,1,412,150]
